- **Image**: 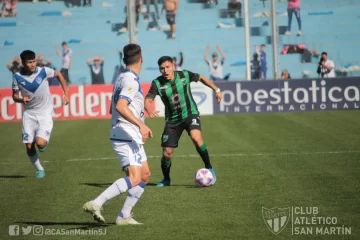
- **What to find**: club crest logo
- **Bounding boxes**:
[35,76,42,84]
[171,94,180,104]
[262,207,290,235]
[162,135,168,142]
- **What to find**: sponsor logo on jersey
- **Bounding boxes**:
[35,76,42,84]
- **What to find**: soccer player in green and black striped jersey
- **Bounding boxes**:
[145,56,222,187]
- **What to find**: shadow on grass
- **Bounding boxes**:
[80,183,112,188]
[0,175,27,179]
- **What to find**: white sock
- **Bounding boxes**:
[28,152,44,171]
[120,183,146,218]
[93,177,132,207]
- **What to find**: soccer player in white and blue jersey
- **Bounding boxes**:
[83,44,153,225]
[12,50,69,178]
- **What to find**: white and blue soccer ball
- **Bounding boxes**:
[194,168,214,187]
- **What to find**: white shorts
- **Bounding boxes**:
[22,111,53,143]
[111,141,147,170]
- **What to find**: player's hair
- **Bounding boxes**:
[158,56,173,66]
[123,44,142,65]
[261,44,266,47]
[20,50,36,62]
[321,52,327,56]
[61,42,67,46]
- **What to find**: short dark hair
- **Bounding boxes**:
[123,44,142,65]
[20,50,36,62]
[261,44,266,47]
[158,56,173,66]
[62,42,67,46]
[321,52,327,56]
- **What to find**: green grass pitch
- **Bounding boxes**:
[0,111,359,240]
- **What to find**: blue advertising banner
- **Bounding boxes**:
[213,78,360,114]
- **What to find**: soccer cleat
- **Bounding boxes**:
[209,168,216,185]
[83,201,105,223]
[38,142,48,152]
[297,30,303,36]
[116,213,143,225]
[156,179,171,187]
[36,170,45,178]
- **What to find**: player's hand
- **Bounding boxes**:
[139,124,153,143]
[23,97,31,104]
[215,91,222,103]
[63,92,70,105]
[148,110,160,118]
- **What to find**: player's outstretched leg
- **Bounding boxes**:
[190,130,216,185]
[116,161,151,225]
[26,143,45,178]
[156,148,173,187]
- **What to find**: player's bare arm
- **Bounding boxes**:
[216,45,226,63]
[55,45,62,57]
[12,90,31,104]
[69,56,72,68]
[6,58,17,70]
[199,74,222,103]
[174,0,178,14]
[116,99,153,142]
[55,71,70,105]
[204,45,211,64]
[144,98,159,118]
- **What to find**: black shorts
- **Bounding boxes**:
[166,11,176,25]
[161,114,201,148]
[60,68,71,84]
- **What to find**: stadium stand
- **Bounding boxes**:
[0,0,359,86]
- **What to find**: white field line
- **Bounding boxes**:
[1,150,359,165]
[65,150,360,162]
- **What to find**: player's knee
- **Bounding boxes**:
[36,139,47,149]
[141,170,151,184]
[191,136,203,147]
[128,169,142,186]
[163,150,173,160]
[25,143,33,150]
[26,144,36,156]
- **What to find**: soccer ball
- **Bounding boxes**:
[194,168,214,187]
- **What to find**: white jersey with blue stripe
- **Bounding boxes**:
[110,69,145,144]
[12,67,56,115]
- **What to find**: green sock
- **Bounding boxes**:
[161,157,172,181]
[196,143,212,169]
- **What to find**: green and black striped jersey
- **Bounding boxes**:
[146,70,200,123]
